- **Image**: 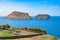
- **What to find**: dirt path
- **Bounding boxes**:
[20,30,40,35]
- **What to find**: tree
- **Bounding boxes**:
[2,24,10,30]
[0,25,2,30]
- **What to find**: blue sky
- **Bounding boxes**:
[0,0,60,16]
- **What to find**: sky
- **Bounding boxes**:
[0,0,60,16]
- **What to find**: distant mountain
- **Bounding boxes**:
[5,11,31,19]
[35,14,50,19]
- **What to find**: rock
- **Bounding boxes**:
[5,11,31,20]
[36,14,50,19]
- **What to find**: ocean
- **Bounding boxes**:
[0,16,60,38]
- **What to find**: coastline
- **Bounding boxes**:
[0,16,60,38]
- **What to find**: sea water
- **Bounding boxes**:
[0,16,60,38]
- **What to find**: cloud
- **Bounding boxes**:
[0,1,60,16]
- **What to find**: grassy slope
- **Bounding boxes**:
[0,31,14,37]
[12,35,58,40]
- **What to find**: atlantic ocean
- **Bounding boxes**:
[0,16,60,38]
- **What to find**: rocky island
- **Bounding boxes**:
[36,14,50,19]
[5,11,31,19]
[5,11,50,20]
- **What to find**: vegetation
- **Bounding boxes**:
[0,24,58,40]
[40,29,47,34]
[28,28,39,31]
[8,28,21,33]
[7,35,58,40]
[0,24,10,30]
[40,35,58,40]
[0,24,47,34]
[21,28,47,34]
[0,31,14,37]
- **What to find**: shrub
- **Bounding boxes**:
[1,24,10,30]
[23,27,28,30]
[40,29,47,34]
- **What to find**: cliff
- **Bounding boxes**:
[36,14,50,19]
[5,11,31,19]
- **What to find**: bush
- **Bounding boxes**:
[28,28,41,32]
[1,24,10,30]
[40,29,47,34]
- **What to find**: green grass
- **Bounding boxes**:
[40,35,58,40]
[0,31,14,37]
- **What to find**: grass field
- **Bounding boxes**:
[0,31,14,37]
